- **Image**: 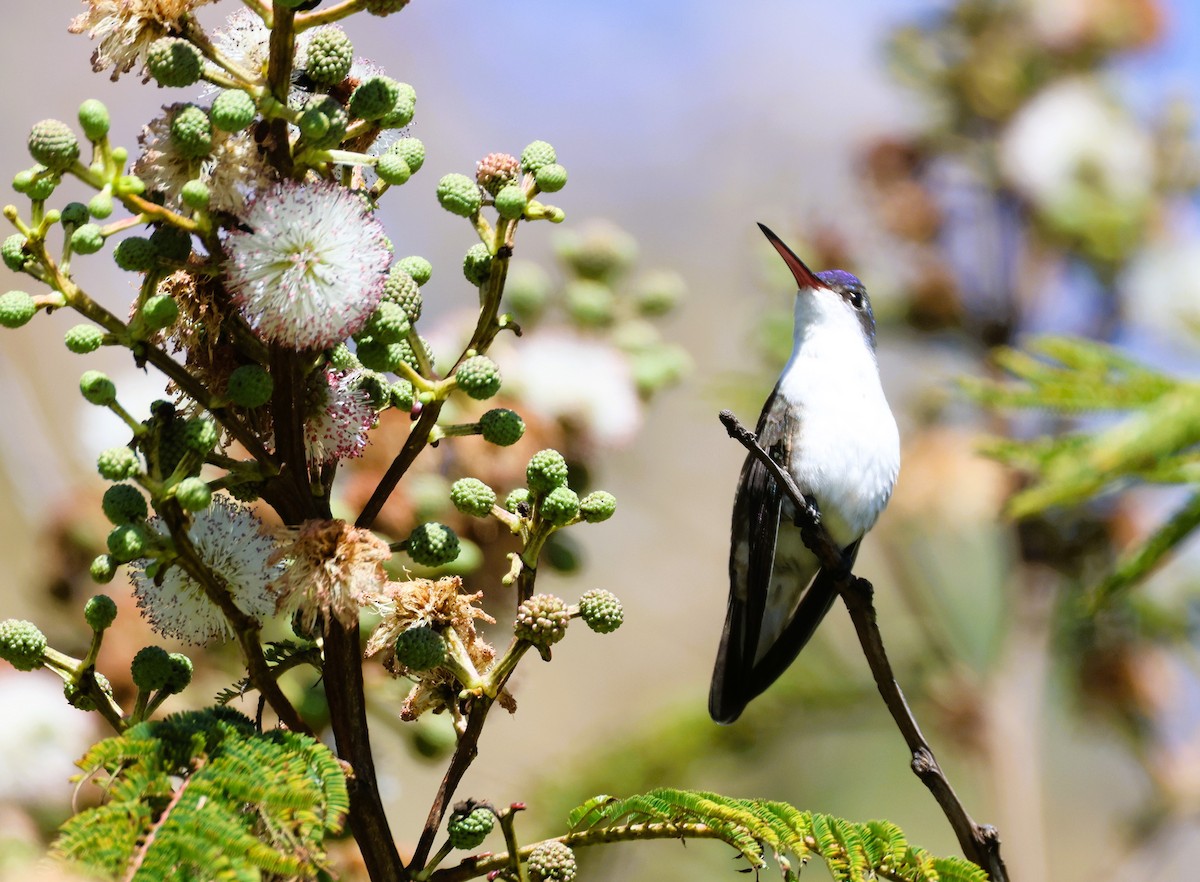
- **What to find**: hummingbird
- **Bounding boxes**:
[709,224,900,724]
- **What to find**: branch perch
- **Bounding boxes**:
[718,409,1008,882]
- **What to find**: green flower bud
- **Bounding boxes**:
[80,370,117,406]
[447,804,495,850]
[391,379,415,411]
[300,94,348,149]
[364,0,411,15]
[148,224,190,262]
[1,234,30,271]
[84,594,118,631]
[505,487,531,513]
[633,269,685,316]
[504,261,550,320]
[363,300,411,344]
[475,152,520,196]
[493,183,527,220]
[579,491,617,523]
[89,554,118,584]
[0,619,46,671]
[226,364,273,408]
[479,408,525,446]
[97,446,139,480]
[77,99,111,141]
[396,255,431,286]
[180,179,210,210]
[112,236,157,272]
[141,294,179,331]
[61,201,89,227]
[376,152,412,186]
[130,645,172,692]
[383,266,422,321]
[0,290,36,328]
[147,37,203,87]
[70,223,105,255]
[387,137,425,174]
[527,840,577,882]
[28,120,80,172]
[102,483,148,524]
[462,243,493,286]
[454,355,502,400]
[298,107,331,142]
[564,279,616,327]
[162,652,193,694]
[631,344,690,395]
[437,173,482,217]
[405,522,461,567]
[514,593,569,648]
[182,418,219,454]
[88,189,114,219]
[520,140,557,174]
[328,342,360,372]
[539,485,579,526]
[22,167,60,201]
[350,76,400,121]
[356,337,404,373]
[116,174,145,197]
[578,588,623,633]
[379,82,416,127]
[534,163,567,193]
[106,523,147,563]
[450,478,496,518]
[169,105,212,158]
[526,449,568,493]
[210,89,256,131]
[305,27,354,86]
[394,625,446,671]
[355,370,392,409]
[174,476,212,511]
[64,671,114,711]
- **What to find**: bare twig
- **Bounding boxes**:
[718,409,1009,882]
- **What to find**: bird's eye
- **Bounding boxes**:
[849,291,864,309]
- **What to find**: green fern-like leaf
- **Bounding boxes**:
[215,640,320,705]
[53,708,347,882]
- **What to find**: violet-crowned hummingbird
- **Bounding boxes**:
[709,224,901,724]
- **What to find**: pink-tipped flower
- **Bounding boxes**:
[304,369,377,465]
[224,181,391,350]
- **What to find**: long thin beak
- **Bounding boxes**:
[757,223,826,292]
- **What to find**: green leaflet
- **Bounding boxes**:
[53,708,348,882]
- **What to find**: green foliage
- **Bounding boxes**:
[215,641,321,706]
[54,709,347,881]
[566,788,987,882]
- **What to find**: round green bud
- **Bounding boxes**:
[379,82,417,128]
[226,364,273,408]
[112,236,157,272]
[454,355,502,400]
[117,174,145,197]
[298,107,330,142]
[141,294,179,331]
[447,805,495,850]
[450,478,496,518]
[2,234,29,271]
[181,178,210,210]
[437,173,482,217]
[479,408,525,447]
[131,645,172,692]
[182,418,219,454]
[162,652,193,694]
[84,594,118,631]
[514,593,569,647]
[305,27,354,85]
[394,625,446,672]
[396,255,431,286]
[174,476,212,512]
[0,619,46,671]
[631,344,690,396]
[80,370,117,406]
[88,189,114,219]
[22,168,59,201]
[578,588,623,633]
[328,342,360,372]
[97,446,139,480]
[149,223,191,262]
[102,483,148,524]
[388,137,425,174]
[520,140,557,174]
[355,370,392,409]
[70,223,105,255]
[578,490,617,523]
[89,554,118,584]
[376,152,412,186]
[396,335,435,373]
[405,522,461,567]
[633,269,685,316]
[28,120,80,172]
[526,449,568,493]
[462,243,493,286]
[539,485,579,526]
[169,105,213,158]
[391,379,415,411]
[527,840,577,882]
[0,290,36,329]
[364,0,411,15]
[350,76,401,121]
[493,183,527,220]
[78,99,110,141]
[564,279,616,327]
[106,523,147,563]
[147,37,203,88]
[363,300,411,344]
[300,94,348,149]
[383,266,422,321]
[504,261,550,320]
[534,163,567,193]
[356,337,404,373]
[504,487,531,513]
[61,201,89,227]
[210,89,256,132]
[64,671,114,711]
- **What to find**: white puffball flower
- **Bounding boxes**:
[999,77,1154,213]
[0,671,96,804]
[304,369,377,465]
[130,495,281,645]
[1122,238,1200,340]
[224,181,391,350]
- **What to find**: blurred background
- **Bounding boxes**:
[2,0,1200,880]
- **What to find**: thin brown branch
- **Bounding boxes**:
[718,409,1009,882]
